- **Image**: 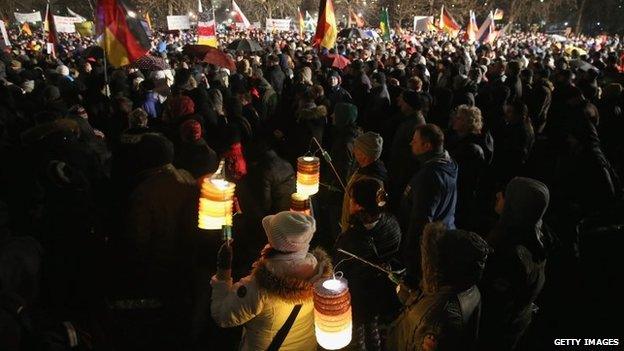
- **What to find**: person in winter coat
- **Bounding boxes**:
[447,105,494,231]
[363,72,391,133]
[140,80,163,120]
[326,70,353,110]
[341,132,388,230]
[241,139,296,220]
[211,211,332,351]
[479,177,550,350]
[521,68,552,134]
[174,119,218,179]
[388,90,426,210]
[388,222,489,351]
[266,54,286,96]
[492,99,535,185]
[334,178,401,351]
[329,103,361,187]
[401,124,458,288]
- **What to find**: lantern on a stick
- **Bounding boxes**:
[296,156,320,196]
[198,163,236,233]
[313,274,352,350]
[290,192,311,216]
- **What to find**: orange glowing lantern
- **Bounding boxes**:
[297,156,320,196]
[290,193,311,215]
[198,177,236,230]
[313,275,352,350]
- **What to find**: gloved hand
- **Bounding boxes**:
[217,240,233,271]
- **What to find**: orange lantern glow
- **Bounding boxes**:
[290,192,311,216]
[198,177,236,230]
[313,275,352,350]
[297,156,320,196]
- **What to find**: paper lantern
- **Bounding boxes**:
[313,275,352,350]
[297,156,320,196]
[198,177,236,230]
[290,193,311,216]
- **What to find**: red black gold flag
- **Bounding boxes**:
[312,0,337,49]
[96,0,150,67]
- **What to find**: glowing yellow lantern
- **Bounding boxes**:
[290,192,311,216]
[198,177,236,230]
[297,156,320,197]
[313,275,352,350]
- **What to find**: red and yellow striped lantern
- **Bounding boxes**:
[297,156,320,197]
[313,275,352,350]
[198,178,236,230]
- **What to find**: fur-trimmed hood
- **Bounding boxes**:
[252,247,332,303]
[296,105,328,122]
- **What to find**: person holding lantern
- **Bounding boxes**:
[210,211,332,351]
[334,178,402,351]
[388,222,490,351]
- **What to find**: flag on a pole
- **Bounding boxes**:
[439,5,460,36]
[198,0,203,14]
[67,7,86,21]
[312,0,337,49]
[144,12,152,30]
[231,0,250,28]
[21,22,32,36]
[465,10,478,42]
[476,11,496,44]
[305,11,315,32]
[298,7,305,35]
[349,9,364,28]
[45,2,57,57]
[96,0,151,67]
[379,7,390,41]
[493,8,504,20]
[198,1,218,47]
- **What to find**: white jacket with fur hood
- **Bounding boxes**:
[211,248,332,351]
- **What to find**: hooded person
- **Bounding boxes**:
[479,177,551,350]
[340,131,387,230]
[388,222,490,351]
[173,119,218,179]
[211,211,332,351]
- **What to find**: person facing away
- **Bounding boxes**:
[211,211,332,351]
[334,178,401,351]
[387,222,490,351]
[479,177,550,350]
[401,124,458,288]
[340,131,388,230]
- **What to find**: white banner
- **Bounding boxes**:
[14,12,42,23]
[265,18,291,32]
[167,15,191,30]
[413,16,434,32]
[67,7,87,22]
[54,15,83,33]
[0,21,10,48]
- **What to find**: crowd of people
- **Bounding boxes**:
[1,23,623,350]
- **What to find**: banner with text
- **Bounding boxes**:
[265,18,291,32]
[54,15,83,33]
[14,12,42,23]
[167,15,191,30]
[0,21,10,48]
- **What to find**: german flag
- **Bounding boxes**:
[312,0,337,49]
[439,5,460,36]
[45,2,57,57]
[96,0,150,67]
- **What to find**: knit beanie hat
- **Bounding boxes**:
[262,211,316,253]
[180,119,202,142]
[56,65,70,77]
[333,103,358,128]
[167,95,195,118]
[354,131,383,160]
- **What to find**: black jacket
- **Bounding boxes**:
[334,213,401,321]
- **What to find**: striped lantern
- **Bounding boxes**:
[297,156,320,197]
[198,177,236,230]
[313,275,352,350]
[290,193,311,216]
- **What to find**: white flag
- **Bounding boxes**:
[67,8,86,22]
[231,0,250,28]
